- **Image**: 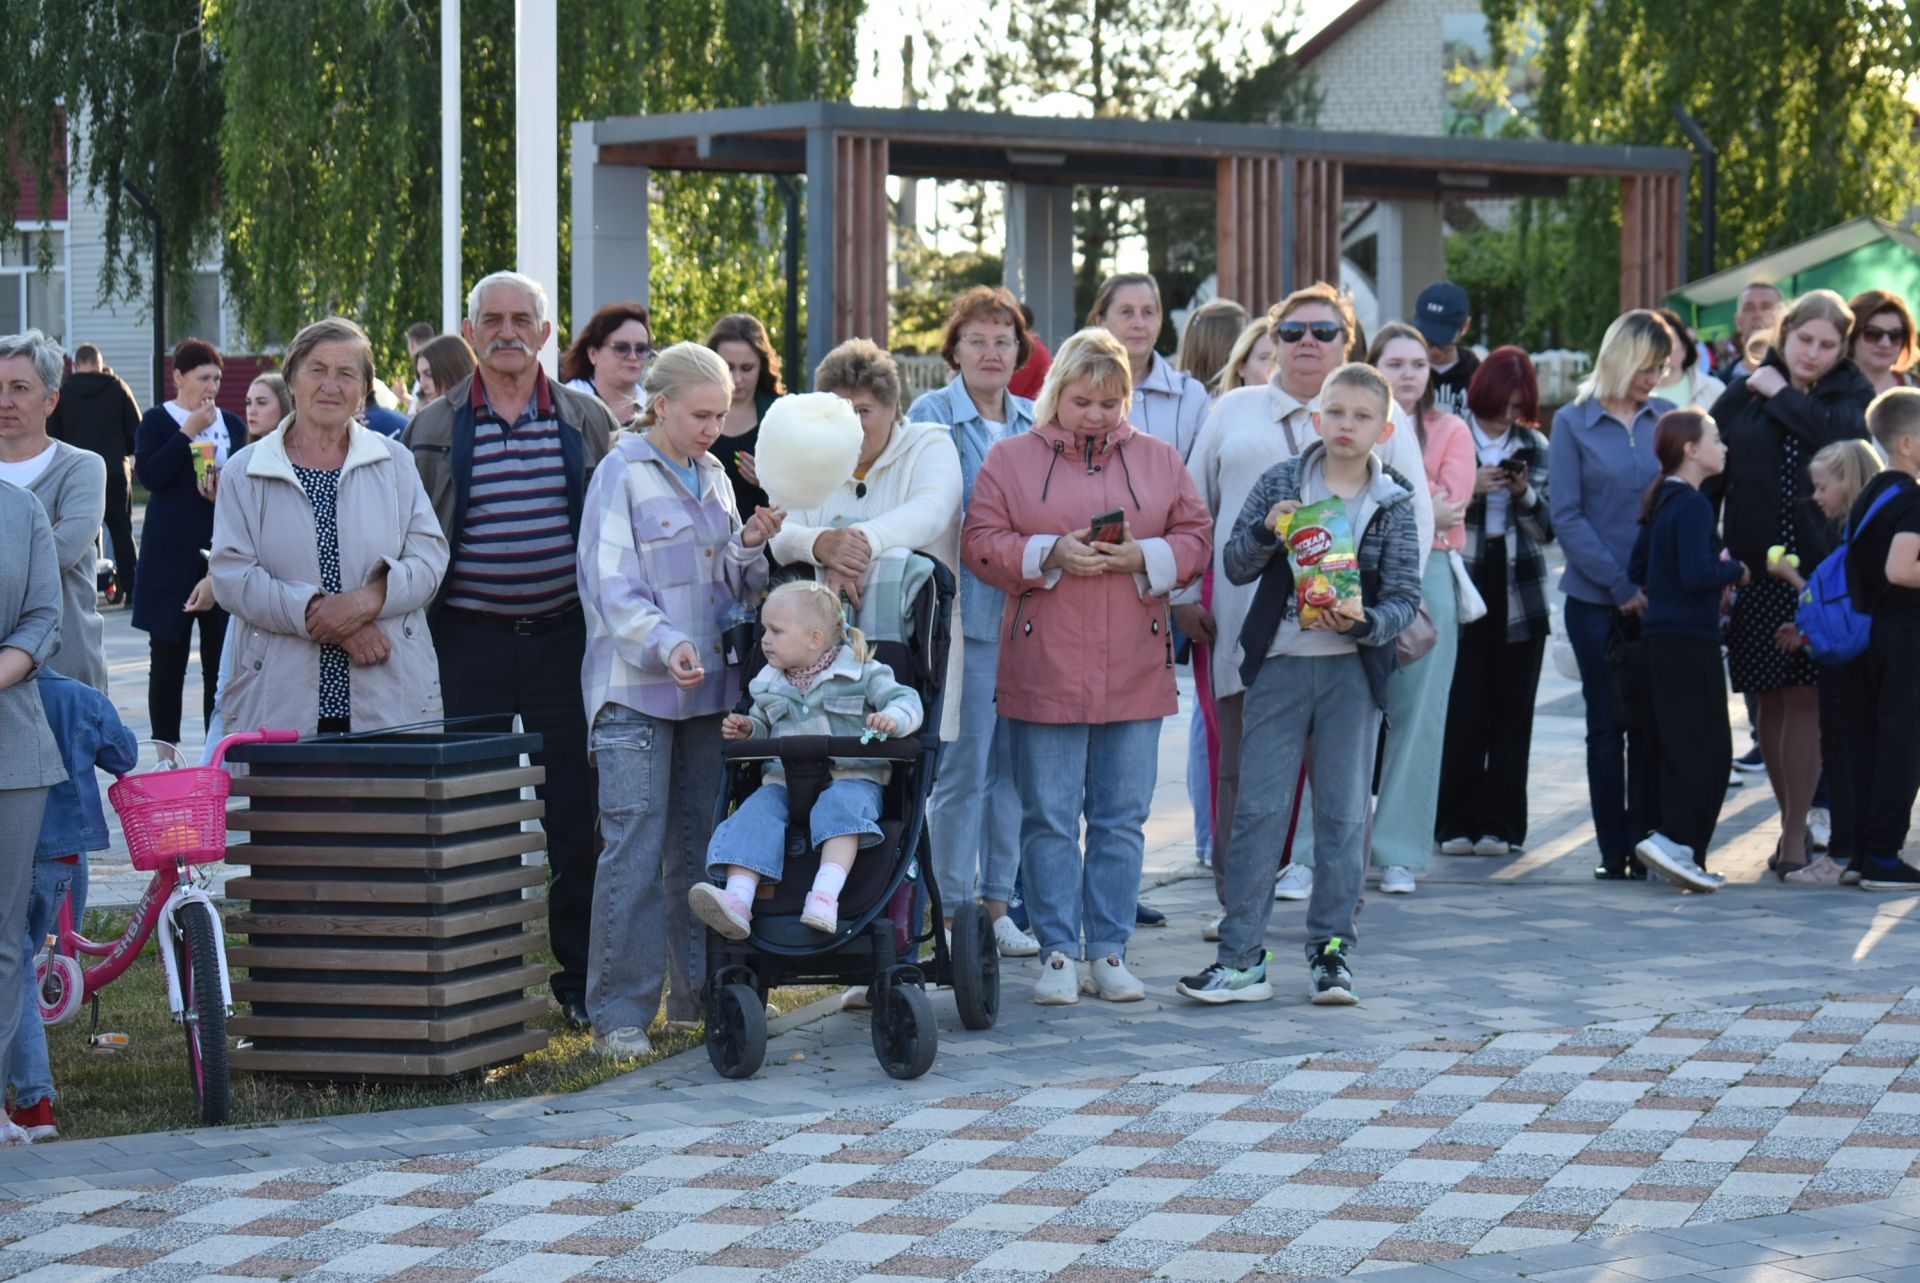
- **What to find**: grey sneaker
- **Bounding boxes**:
[1309,938,1358,1005]
[1635,833,1717,892]
[592,1026,652,1059]
[1178,952,1275,1004]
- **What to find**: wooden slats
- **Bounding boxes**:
[228,931,550,975]
[230,1028,552,1079]
[833,133,890,346]
[232,964,551,1009]
[1620,172,1683,311]
[229,830,548,871]
[224,864,544,907]
[1217,156,1285,318]
[232,766,544,801]
[230,996,549,1043]
[229,899,544,940]
[228,798,543,836]
[1291,157,1344,290]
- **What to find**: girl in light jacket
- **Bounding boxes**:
[211,318,449,738]
[961,329,1211,1007]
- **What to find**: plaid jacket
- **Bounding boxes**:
[578,433,769,732]
[1459,423,1554,643]
[742,646,925,787]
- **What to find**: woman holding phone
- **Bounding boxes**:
[1435,348,1554,858]
[962,329,1210,1006]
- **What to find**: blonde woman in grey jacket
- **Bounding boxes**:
[211,318,449,736]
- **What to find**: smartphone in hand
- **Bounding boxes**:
[1090,508,1126,544]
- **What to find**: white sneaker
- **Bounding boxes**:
[1472,836,1511,856]
[992,915,1040,957]
[1034,952,1081,1005]
[1274,863,1313,900]
[1634,832,1717,892]
[1202,913,1223,942]
[839,985,871,1011]
[592,1025,652,1059]
[0,1120,30,1147]
[1439,836,1475,856]
[1808,808,1832,852]
[1379,866,1416,894]
[1087,954,1146,1002]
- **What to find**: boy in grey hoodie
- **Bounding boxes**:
[1177,364,1422,1007]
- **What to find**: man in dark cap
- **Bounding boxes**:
[1413,282,1478,419]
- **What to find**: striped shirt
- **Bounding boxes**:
[445,377,578,616]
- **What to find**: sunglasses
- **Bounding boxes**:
[604,341,653,359]
[1276,321,1346,345]
[1861,325,1908,347]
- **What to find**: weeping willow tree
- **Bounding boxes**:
[2,0,862,372]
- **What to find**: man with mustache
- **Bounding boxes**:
[405,271,619,1031]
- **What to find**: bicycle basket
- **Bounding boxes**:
[109,767,233,871]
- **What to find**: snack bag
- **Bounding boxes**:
[1275,496,1364,627]
[190,439,218,484]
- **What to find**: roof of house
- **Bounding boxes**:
[1669,216,1920,307]
[1293,0,1396,66]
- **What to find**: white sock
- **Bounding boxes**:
[724,872,758,905]
[812,863,850,899]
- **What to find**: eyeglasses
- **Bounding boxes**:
[604,341,653,359]
[1276,321,1346,345]
[1861,325,1908,347]
[960,337,1019,354]
[1637,363,1673,380]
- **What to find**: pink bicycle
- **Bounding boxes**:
[33,729,298,1125]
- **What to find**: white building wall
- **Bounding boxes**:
[65,178,160,408]
[1310,0,1480,136]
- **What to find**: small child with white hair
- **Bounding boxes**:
[689,580,924,938]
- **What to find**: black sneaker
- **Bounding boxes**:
[1732,744,1765,774]
[1308,937,1358,1006]
[1860,858,1920,890]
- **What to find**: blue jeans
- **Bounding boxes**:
[1564,597,1647,864]
[707,779,884,882]
[926,636,1021,906]
[1009,718,1160,961]
[9,858,76,1109]
[1219,652,1380,968]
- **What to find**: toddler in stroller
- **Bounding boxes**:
[690,580,925,939]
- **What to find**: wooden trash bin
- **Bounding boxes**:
[223,730,553,1080]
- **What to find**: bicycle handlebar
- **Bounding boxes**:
[208,727,300,768]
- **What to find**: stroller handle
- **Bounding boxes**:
[722,734,924,765]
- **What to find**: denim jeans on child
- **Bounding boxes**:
[926,636,1021,906]
[1218,652,1381,969]
[587,706,720,1034]
[706,779,885,882]
[1008,717,1160,962]
[8,857,75,1109]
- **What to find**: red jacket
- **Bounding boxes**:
[1008,336,1052,401]
[962,419,1211,725]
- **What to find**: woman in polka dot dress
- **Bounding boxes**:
[210,317,450,738]
[1705,290,1874,873]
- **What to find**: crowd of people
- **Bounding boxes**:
[1,258,1918,1142]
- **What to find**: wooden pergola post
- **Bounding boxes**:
[804,129,890,378]
[1216,155,1285,317]
[1619,172,1684,311]
[1290,157,1345,292]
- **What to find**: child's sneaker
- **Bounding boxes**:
[689,883,753,940]
[839,985,871,1011]
[0,1119,28,1147]
[1087,954,1145,1002]
[1033,952,1080,1005]
[7,1099,55,1142]
[800,892,839,934]
[1178,952,1274,1004]
[1309,938,1358,1005]
[1273,863,1313,900]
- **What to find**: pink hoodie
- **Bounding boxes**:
[961,419,1211,725]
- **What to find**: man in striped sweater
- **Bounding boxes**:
[405,271,619,1030]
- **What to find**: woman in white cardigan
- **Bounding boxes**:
[767,339,963,739]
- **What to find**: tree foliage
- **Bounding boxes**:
[1473,0,1920,349]
[3,0,861,373]
[0,0,224,312]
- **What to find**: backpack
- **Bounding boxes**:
[1794,486,1902,664]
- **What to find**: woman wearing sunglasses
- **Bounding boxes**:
[1177,282,1355,928]
[561,302,654,428]
[1848,290,1917,397]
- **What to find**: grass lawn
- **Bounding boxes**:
[40,908,831,1142]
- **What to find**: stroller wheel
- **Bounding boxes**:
[872,981,938,1079]
[949,902,1001,1031]
[706,982,767,1080]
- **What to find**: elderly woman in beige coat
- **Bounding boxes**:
[211,317,448,736]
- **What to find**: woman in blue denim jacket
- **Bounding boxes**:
[906,287,1041,956]
[8,667,137,1141]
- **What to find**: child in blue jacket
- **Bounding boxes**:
[6,669,138,1143]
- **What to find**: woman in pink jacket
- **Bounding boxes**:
[961,329,1211,1006]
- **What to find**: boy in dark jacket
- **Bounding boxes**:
[6,669,138,1143]
[1178,364,1421,1008]
[1844,389,1920,889]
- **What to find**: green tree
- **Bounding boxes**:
[1476,0,1920,349]
[0,0,224,315]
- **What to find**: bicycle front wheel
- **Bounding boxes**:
[173,900,230,1124]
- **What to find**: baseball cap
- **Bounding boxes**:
[1412,282,1471,347]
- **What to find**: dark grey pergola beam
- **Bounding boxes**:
[587,101,1692,181]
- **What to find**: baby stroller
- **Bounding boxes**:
[703,555,1000,1080]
